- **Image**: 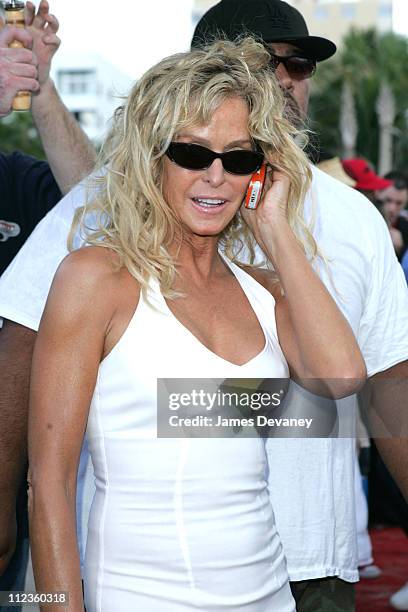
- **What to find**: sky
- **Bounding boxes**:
[392,0,408,36]
[51,0,195,80]
[49,0,407,80]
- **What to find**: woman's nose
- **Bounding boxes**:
[203,158,225,186]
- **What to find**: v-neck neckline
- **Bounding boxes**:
[157,254,269,368]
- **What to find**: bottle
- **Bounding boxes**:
[4,0,31,111]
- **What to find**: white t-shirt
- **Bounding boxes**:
[266,167,408,582]
[1,166,408,582]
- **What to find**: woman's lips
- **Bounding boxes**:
[191,197,228,214]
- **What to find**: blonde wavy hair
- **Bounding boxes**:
[69,37,317,299]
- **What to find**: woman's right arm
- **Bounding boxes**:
[28,247,117,611]
[242,170,366,398]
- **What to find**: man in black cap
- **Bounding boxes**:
[192,0,336,127]
[192,2,408,612]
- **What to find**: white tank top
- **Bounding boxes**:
[83,254,295,611]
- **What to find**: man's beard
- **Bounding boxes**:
[283,91,303,129]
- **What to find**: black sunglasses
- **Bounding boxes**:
[269,53,316,80]
[165,143,264,176]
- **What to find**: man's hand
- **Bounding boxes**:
[389,226,403,255]
[0,1,59,117]
[25,0,60,87]
[0,25,39,117]
[1,0,96,191]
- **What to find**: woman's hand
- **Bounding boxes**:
[241,167,292,263]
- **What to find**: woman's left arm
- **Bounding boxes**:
[242,171,367,398]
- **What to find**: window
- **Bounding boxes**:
[72,110,98,128]
[378,4,392,19]
[192,10,202,27]
[58,70,96,95]
[314,7,328,20]
[341,4,357,19]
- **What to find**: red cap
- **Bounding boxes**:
[341,159,392,191]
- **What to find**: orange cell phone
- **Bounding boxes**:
[244,163,267,210]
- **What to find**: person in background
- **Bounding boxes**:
[317,155,383,581]
[391,581,408,611]
[385,175,408,610]
[355,420,382,581]
[316,156,356,188]
[338,167,408,609]
[341,158,392,204]
[192,2,408,610]
[401,249,408,284]
[0,0,96,271]
[0,151,60,274]
[375,171,408,261]
[0,0,96,196]
[0,0,96,597]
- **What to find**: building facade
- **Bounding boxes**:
[50,51,133,143]
[193,0,394,47]
[287,0,393,46]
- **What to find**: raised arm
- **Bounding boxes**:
[28,248,116,610]
[242,170,367,398]
[26,0,96,193]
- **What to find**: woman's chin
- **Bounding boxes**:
[183,219,232,239]
[180,211,238,239]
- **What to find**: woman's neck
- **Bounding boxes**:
[168,234,227,286]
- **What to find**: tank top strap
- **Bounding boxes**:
[218,251,280,342]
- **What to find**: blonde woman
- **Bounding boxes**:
[28,39,365,611]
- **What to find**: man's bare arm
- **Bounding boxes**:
[0,321,36,575]
[375,438,408,502]
[27,0,96,193]
[361,360,408,502]
[32,80,96,194]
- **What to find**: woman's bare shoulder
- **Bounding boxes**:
[57,245,121,281]
[47,246,133,325]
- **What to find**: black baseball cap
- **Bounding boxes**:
[191,0,336,62]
